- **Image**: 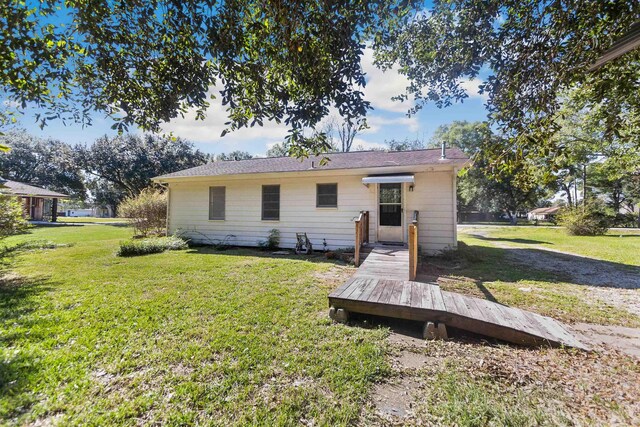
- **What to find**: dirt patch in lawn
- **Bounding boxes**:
[312,265,354,284]
[469,232,640,289]
[370,376,420,419]
[570,323,640,359]
[365,320,640,426]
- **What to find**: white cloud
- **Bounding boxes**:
[361,48,413,113]
[161,49,418,146]
[363,114,419,134]
[161,89,290,145]
[458,78,488,100]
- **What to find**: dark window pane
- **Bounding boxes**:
[380,204,402,226]
[262,185,280,220]
[209,186,225,220]
[316,183,337,207]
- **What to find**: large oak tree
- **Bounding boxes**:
[2,1,639,163]
[1,0,411,155]
[378,1,640,171]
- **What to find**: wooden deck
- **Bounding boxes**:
[355,245,410,280]
[329,246,587,349]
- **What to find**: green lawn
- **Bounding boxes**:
[0,226,387,425]
[461,226,640,266]
[2,225,639,425]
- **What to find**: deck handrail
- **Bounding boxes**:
[408,210,419,280]
[354,210,369,266]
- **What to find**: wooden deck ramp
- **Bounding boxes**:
[329,246,586,349]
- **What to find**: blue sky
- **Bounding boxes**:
[15,48,490,156]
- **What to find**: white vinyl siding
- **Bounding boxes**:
[167,169,457,254]
[209,186,225,220]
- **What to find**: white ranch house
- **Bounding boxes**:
[152,148,470,254]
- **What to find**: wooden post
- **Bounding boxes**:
[408,223,418,280]
[354,218,361,266]
[364,211,369,244]
[51,198,58,222]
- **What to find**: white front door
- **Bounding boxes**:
[377,183,403,243]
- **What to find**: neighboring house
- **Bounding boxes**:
[66,208,93,217]
[0,179,68,221]
[153,149,470,254]
[528,206,561,221]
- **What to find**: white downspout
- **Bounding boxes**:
[452,168,458,249]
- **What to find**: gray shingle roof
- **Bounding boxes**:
[0,179,68,198]
[153,148,470,180]
[529,207,561,214]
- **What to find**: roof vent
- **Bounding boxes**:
[311,161,315,169]
[441,142,446,159]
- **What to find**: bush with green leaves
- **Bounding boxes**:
[0,195,28,239]
[258,229,280,250]
[118,188,167,237]
[557,202,610,236]
[117,236,188,257]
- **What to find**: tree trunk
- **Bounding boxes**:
[583,164,588,206]
[562,184,573,207]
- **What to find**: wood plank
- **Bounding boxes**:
[472,298,502,325]
[410,281,422,308]
[377,280,397,304]
[495,304,531,335]
[458,295,487,323]
[366,279,387,303]
[329,277,356,298]
[430,284,446,312]
[388,280,404,306]
[346,277,375,301]
[339,277,365,300]
[399,281,412,306]
[357,278,378,302]
[419,283,436,311]
[445,292,472,318]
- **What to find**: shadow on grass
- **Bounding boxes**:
[467,234,553,245]
[422,242,640,290]
[0,273,55,419]
[184,245,352,267]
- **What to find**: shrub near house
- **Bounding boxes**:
[557,202,610,236]
[118,188,167,237]
[0,195,28,238]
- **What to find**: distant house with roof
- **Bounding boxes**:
[152,148,470,254]
[527,206,561,222]
[0,179,68,221]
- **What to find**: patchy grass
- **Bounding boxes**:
[421,233,640,327]
[367,338,640,426]
[0,225,387,425]
[462,225,640,266]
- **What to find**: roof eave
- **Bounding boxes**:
[151,159,470,182]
